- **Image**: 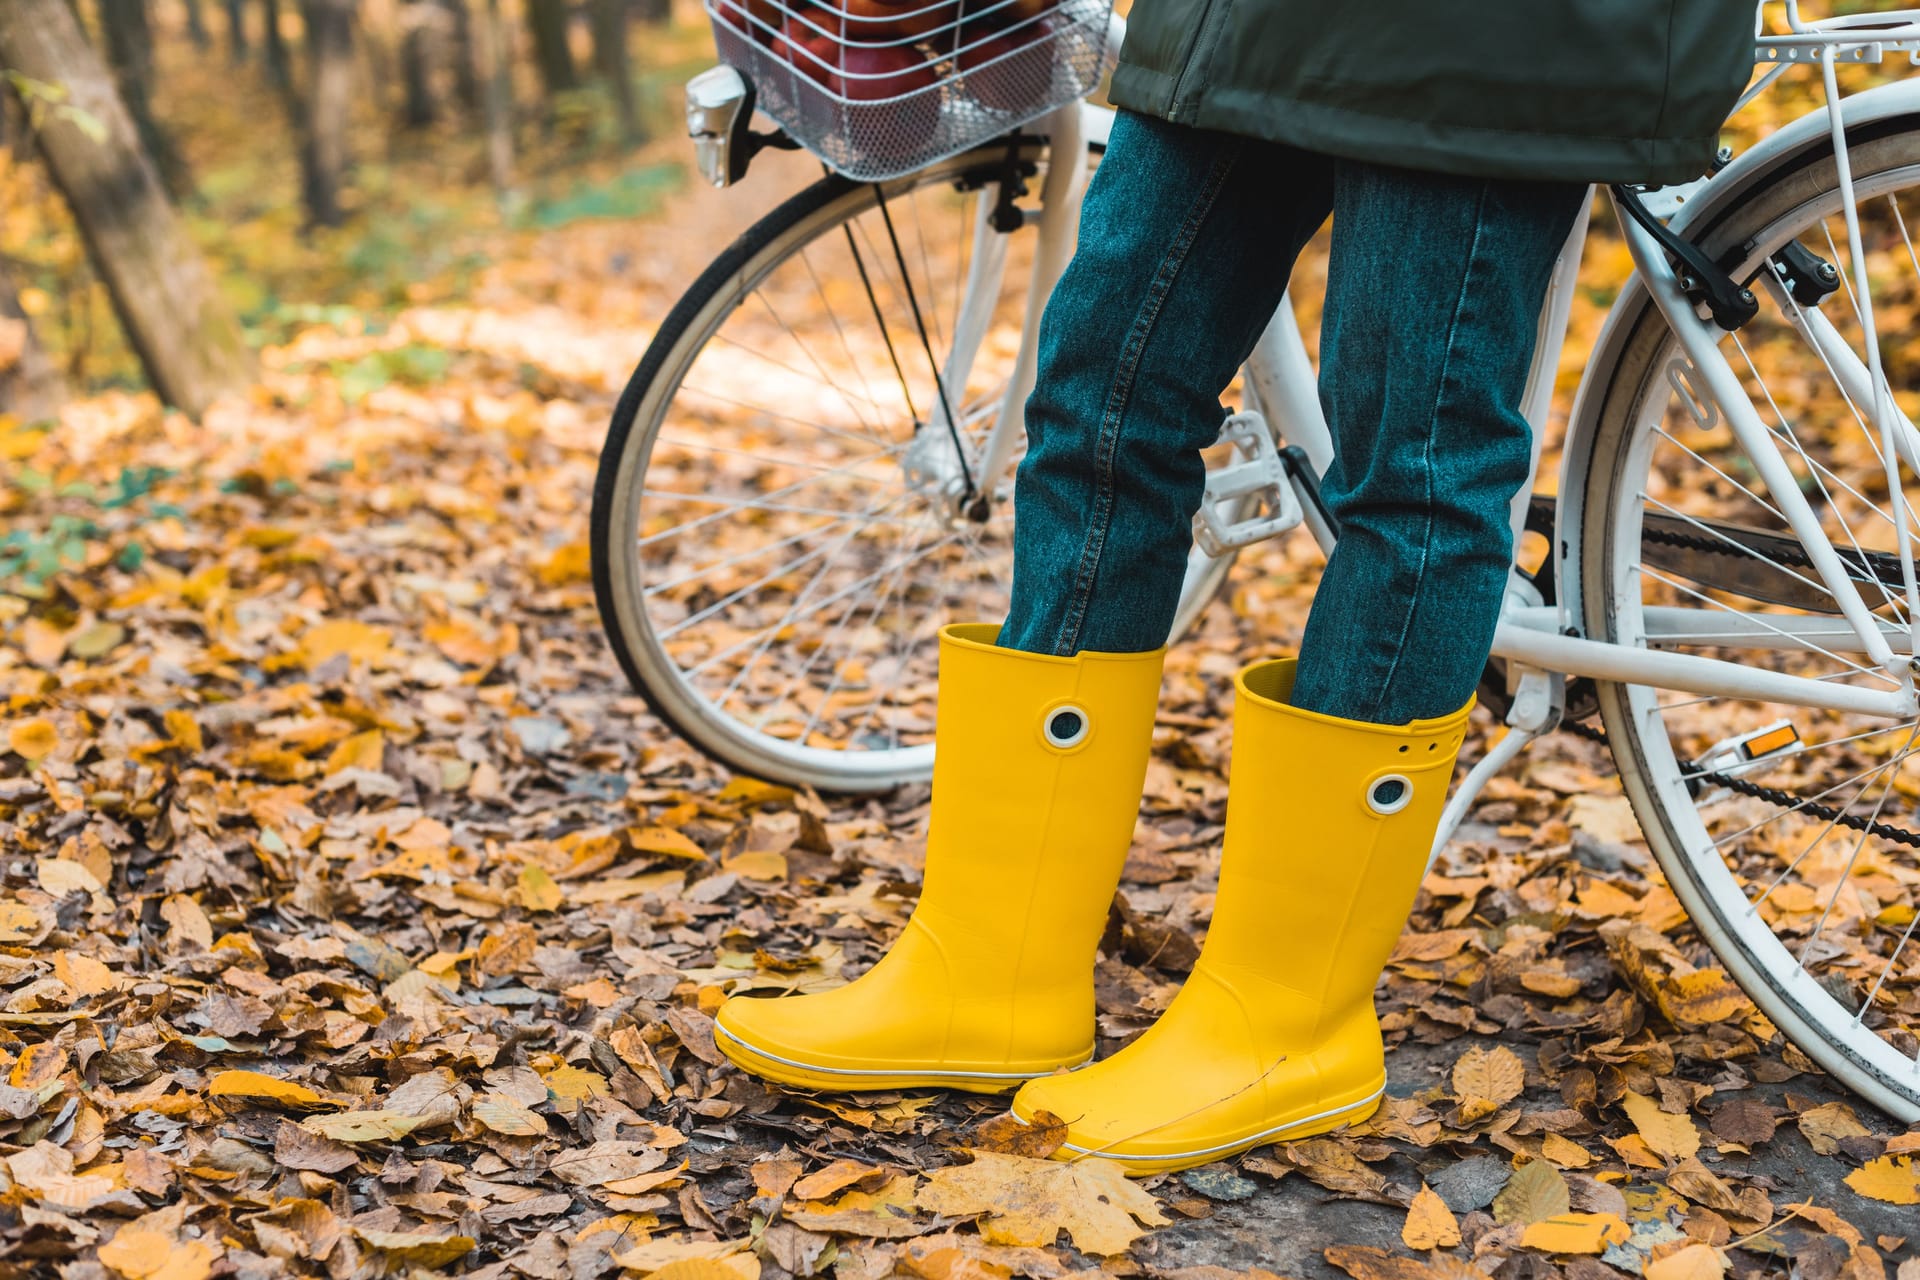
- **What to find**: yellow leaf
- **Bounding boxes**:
[1520,1212,1631,1254]
[353,1228,476,1266]
[298,619,392,669]
[301,1111,431,1143]
[1644,1243,1727,1280]
[1658,968,1752,1026]
[1492,1158,1570,1226]
[1540,1133,1592,1169]
[0,902,46,944]
[1451,1044,1525,1121]
[10,1042,67,1089]
[6,718,58,761]
[1401,1183,1460,1250]
[99,1224,220,1280]
[537,541,592,586]
[37,857,101,896]
[1621,1091,1701,1161]
[207,1070,335,1111]
[612,1238,758,1279]
[159,894,213,952]
[472,1093,547,1136]
[162,709,203,753]
[541,1063,609,1110]
[629,826,708,860]
[517,865,564,912]
[916,1152,1167,1256]
[1845,1156,1920,1205]
[323,729,384,775]
[722,850,788,881]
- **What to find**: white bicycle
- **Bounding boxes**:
[595,1,1920,1121]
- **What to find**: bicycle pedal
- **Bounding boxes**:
[1695,719,1805,779]
[1192,411,1305,557]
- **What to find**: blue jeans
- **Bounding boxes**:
[1001,111,1587,725]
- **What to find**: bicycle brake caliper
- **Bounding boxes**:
[1192,411,1304,557]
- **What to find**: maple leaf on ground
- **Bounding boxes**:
[915,1153,1166,1256]
[1845,1155,1920,1205]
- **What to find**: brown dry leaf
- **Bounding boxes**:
[300,1111,430,1143]
[1799,1101,1871,1156]
[1846,1156,1920,1205]
[1621,1092,1701,1161]
[1656,968,1752,1026]
[6,718,58,761]
[1325,1245,1467,1280]
[1402,1184,1461,1250]
[971,1110,1068,1160]
[353,1227,475,1266]
[472,1093,547,1136]
[1283,1137,1390,1198]
[792,1159,884,1202]
[915,1152,1166,1256]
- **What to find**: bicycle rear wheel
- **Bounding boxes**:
[594,137,1242,793]
[1582,127,1920,1119]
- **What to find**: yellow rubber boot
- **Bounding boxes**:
[714,623,1165,1094]
[1011,657,1470,1170]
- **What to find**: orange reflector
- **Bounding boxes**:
[1740,724,1801,759]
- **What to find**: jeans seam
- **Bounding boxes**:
[1055,138,1242,656]
[1364,181,1491,721]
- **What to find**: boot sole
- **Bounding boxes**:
[714,1022,1091,1095]
[1013,1086,1385,1174]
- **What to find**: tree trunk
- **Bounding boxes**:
[0,0,254,416]
[589,0,637,144]
[183,0,212,48]
[398,0,438,127]
[298,0,357,226]
[439,0,479,114]
[100,0,188,191]
[632,0,667,24]
[525,0,576,95]
[262,0,293,93]
[224,0,249,60]
[478,0,513,195]
[0,260,60,423]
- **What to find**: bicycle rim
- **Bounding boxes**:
[1585,130,1920,1119]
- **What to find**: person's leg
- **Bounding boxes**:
[1008,167,1586,1174]
[1000,110,1334,657]
[713,111,1330,1096]
[1291,164,1588,725]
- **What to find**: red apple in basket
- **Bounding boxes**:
[775,11,841,85]
[716,0,781,44]
[958,15,1054,112]
[960,0,1049,25]
[823,0,958,40]
[831,41,939,100]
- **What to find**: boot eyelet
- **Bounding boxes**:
[1366,774,1413,815]
[1041,704,1091,751]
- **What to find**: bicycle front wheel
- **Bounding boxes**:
[595,137,1247,794]
[1582,128,1920,1119]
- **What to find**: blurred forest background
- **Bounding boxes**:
[0,0,710,426]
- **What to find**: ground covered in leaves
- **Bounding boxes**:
[7,32,1920,1280]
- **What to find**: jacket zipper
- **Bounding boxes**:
[1166,0,1229,120]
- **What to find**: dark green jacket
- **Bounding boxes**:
[1110,2,1758,184]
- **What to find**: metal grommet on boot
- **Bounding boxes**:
[1365,773,1413,816]
[1041,704,1091,751]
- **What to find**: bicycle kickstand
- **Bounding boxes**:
[1429,661,1564,868]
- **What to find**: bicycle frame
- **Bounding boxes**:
[943,2,1920,759]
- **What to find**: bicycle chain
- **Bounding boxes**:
[1557,718,1920,850]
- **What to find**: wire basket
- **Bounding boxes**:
[706,0,1114,182]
